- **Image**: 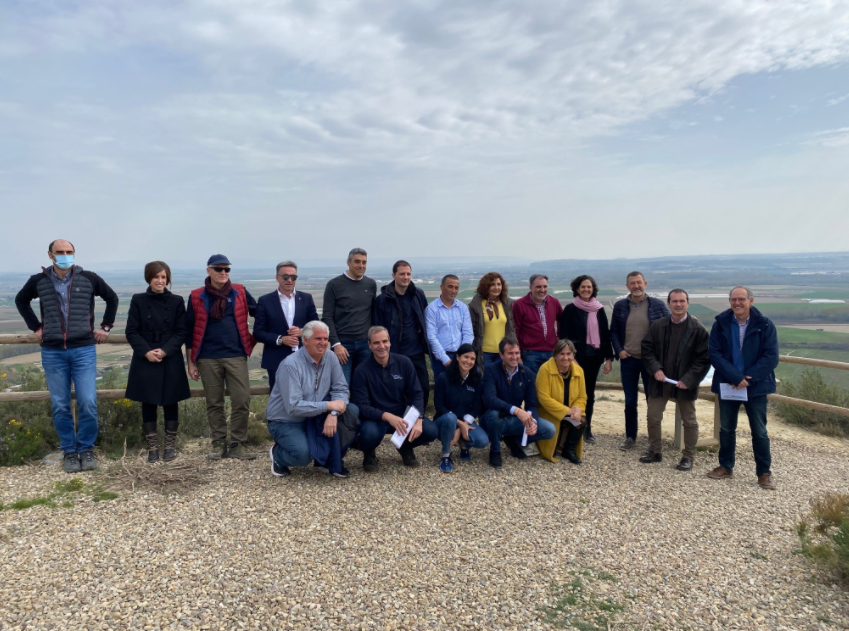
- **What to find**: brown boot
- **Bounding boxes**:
[145,433,160,464]
[707,465,732,479]
[757,473,776,490]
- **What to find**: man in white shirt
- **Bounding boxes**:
[253,261,319,390]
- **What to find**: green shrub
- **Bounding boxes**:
[797,492,849,585]
[777,368,849,437]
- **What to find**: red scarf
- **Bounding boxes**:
[205,277,232,320]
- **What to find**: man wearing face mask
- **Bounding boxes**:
[15,239,119,474]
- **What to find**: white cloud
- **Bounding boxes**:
[811,127,849,147]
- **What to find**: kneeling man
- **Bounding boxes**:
[481,336,556,469]
[266,321,357,477]
[351,326,438,472]
[639,289,710,471]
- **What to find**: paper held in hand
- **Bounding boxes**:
[719,383,748,401]
[390,406,421,448]
[664,377,679,385]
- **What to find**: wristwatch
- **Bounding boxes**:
[102,325,112,332]
[330,411,339,417]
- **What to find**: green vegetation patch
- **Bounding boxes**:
[0,477,120,512]
[541,570,632,629]
[797,492,849,586]
[777,368,849,437]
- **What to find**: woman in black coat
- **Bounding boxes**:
[557,275,614,443]
[125,261,191,462]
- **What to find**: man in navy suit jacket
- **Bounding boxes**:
[253,261,319,390]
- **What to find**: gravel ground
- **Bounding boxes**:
[1,401,848,631]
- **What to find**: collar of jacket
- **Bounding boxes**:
[539,356,585,381]
[715,305,768,330]
[381,281,418,300]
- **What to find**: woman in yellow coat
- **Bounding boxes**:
[536,339,589,464]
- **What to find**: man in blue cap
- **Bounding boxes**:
[187,255,258,460]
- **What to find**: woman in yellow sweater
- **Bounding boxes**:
[468,272,515,366]
[535,339,588,465]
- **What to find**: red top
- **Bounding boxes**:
[511,293,563,351]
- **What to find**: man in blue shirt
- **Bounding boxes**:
[481,336,556,469]
[351,326,438,473]
[426,274,473,381]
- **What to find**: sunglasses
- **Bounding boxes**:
[211,266,231,273]
[278,274,298,281]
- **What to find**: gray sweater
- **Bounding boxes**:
[266,346,349,422]
[321,273,377,345]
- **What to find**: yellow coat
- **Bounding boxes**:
[535,357,588,462]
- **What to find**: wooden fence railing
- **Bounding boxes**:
[2,334,848,449]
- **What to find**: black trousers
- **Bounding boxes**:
[141,402,179,425]
[406,353,431,411]
[556,423,585,452]
[576,353,605,429]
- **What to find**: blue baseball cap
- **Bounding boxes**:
[207,254,231,267]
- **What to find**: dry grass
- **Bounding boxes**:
[107,440,214,494]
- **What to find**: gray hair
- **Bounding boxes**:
[367,325,388,342]
[553,338,577,357]
[729,286,754,300]
[302,321,329,340]
[529,274,549,286]
[276,260,298,274]
[626,271,645,282]
[347,248,367,261]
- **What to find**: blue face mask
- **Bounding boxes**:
[54,255,74,270]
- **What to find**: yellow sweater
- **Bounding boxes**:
[535,357,588,462]
[481,308,508,353]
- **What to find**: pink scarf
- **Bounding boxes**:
[573,297,604,349]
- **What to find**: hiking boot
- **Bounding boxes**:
[639,451,662,464]
[163,431,178,462]
[505,437,527,459]
[676,457,693,472]
[63,452,81,474]
[224,443,256,460]
[145,433,160,464]
[269,446,290,477]
[332,466,351,479]
[563,450,582,465]
[619,437,636,451]
[439,456,453,473]
[584,430,596,444]
[363,450,379,473]
[80,450,98,472]
[207,442,228,460]
[398,442,420,468]
[707,466,733,480]
[758,473,776,490]
[489,450,503,469]
[459,448,471,462]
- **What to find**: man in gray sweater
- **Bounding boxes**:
[266,321,357,477]
[322,248,377,384]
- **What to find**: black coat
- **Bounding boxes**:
[641,315,710,401]
[125,289,192,405]
[558,303,614,360]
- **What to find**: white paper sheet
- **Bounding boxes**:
[521,428,529,446]
[390,406,421,448]
[719,383,748,401]
[565,416,582,427]
[664,377,679,385]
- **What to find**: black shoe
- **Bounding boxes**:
[269,447,290,477]
[563,450,582,465]
[676,457,693,471]
[505,437,527,459]
[313,459,329,474]
[163,430,177,462]
[224,443,257,460]
[208,442,228,460]
[398,442,420,468]
[80,450,98,472]
[584,430,596,444]
[332,466,351,479]
[489,450,503,469]
[62,452,81,474]
[363,451,379,473]
[619,437,636,451]
[145,432,160,464]
[639,451,662,463]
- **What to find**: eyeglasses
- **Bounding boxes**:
[278,274,298,281]
[729,298,749,303]
[211,267,231,273]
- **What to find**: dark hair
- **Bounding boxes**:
[144,261,172,287]
[667,288,689,302]
[529,274,548,286]
[393,260,411,274]
[626,271,645,282]
[48,239,75,253]
[498,336,520,354]
[475,272,508,302]
[446,345,481,386]
[553,338,577,357]
[570,275,598,298]
[441,274,459,286]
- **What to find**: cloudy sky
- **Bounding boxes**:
[2,0,848,271]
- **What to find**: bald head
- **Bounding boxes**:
[48,240,75,255]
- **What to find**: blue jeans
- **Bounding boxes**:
[620,355,650,439]
[434,412,489,453]
[481,409,556,453]
[482,352,500,366]
[359,417,439,452]
[41,346,99,453]
[718,396,772,476]
[430,352,456,382]
[520,350,550,376]
[268,420,312,468]
[339,340,372,385]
